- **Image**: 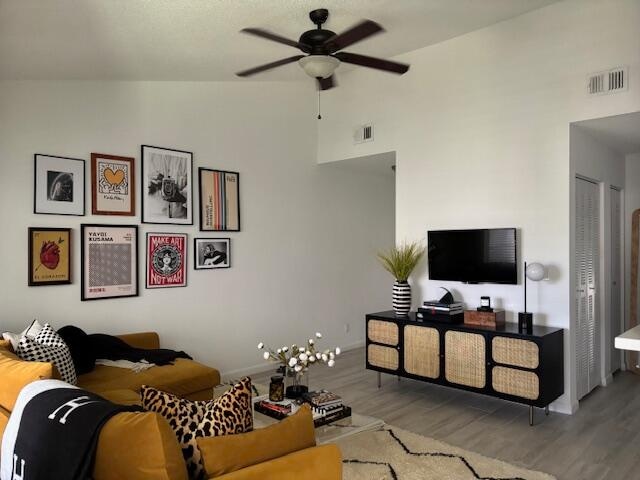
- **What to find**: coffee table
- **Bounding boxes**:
[252,395,385,444]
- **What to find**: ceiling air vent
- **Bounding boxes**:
[587,66,628,96]
[354,123,374,144]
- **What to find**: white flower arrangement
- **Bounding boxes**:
[257,332,340,377]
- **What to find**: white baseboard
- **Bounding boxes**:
[221,340,366,381]
[549,398,577,415]
[601,373,614,386]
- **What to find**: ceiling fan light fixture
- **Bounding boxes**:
[298,55,340,79]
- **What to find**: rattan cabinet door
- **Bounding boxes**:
[445,331,486,389]
[492,366,540,400]
[368,344,399,371]
[404,325,440,379]
[367,320,399,346]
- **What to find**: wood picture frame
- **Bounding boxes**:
[198,168,240,231]
[28,227,72,286]
[141,145,193,225]
[81,224,138,301]
[34,154,85,216]
[194,238,230,270]
[91,153,135,216]
[146,233,188,288]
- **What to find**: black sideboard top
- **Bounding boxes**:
[367,311,563,338]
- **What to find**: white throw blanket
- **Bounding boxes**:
[95,358,155,373]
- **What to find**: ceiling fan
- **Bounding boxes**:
[236,8,410,91]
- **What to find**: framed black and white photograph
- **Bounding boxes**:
[194,238,230,269]
[141,145,193,225]
[81,224,138,301]
[34,154,85,215]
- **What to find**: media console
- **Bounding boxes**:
[365,311,564,426]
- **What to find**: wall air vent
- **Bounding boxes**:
[354,123,374,144]
[587,66,628,96]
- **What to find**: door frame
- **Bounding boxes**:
[609,185,625,375]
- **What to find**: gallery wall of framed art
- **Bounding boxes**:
[29,143,239,300]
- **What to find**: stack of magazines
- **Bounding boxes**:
[417,300,464,324]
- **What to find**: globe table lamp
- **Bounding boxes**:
[519,262,545,333]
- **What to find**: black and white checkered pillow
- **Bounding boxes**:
[17,324,77,385]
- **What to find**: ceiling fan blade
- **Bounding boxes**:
[334,52,409,74]
[324,20,384,52]
[236,55,305,77]
[317,75,336,91]
[241,28,307,50]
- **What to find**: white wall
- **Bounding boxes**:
[317,0,640,413]
[0,81,395,377]
[569,125,625,386]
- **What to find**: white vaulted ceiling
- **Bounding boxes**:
[0,0,560,81]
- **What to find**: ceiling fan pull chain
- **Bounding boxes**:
[317,89,322,120]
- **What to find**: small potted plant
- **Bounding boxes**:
[377,241,425,316]
[258,333,341,399]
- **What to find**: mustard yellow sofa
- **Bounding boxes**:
[0,333,342,480]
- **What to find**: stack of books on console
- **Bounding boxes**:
[417,300,464,324]
[302,390,352,427]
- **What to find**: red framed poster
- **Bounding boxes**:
[146,233,187,288]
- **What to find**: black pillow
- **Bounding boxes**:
[57,325,96,375]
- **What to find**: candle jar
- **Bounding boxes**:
[269,375,284,402]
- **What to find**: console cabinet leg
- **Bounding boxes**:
[377,372,381,389]
[529,406,534,426]
[545,405,549,416]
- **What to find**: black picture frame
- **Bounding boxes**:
[198,167,241,232]
[34,154,85,216]
[146,232,188,289]
[141,145,194,225]
[80,224,139,301]
[193,237,231,269]
[28,227,72,286]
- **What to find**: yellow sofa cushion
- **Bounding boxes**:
[212,444,342,480]
[0,347,54,411]
[94,410,188,480]
[99,389,142,406]
[197,404,316,478]
[77,358,220,397]
[0,340,12,352]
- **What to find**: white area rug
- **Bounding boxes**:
[337,426,556,480]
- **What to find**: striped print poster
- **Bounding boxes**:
[199,168,240,231]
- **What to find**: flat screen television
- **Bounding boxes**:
[427,228,517,284]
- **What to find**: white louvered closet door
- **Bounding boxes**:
[575,177,601,400]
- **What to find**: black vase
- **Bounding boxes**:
[285,384,309,399]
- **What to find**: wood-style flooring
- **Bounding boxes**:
[253,347,640,480]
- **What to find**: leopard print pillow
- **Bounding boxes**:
[140,377,253,480]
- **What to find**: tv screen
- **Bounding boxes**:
[427,228,517,284]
